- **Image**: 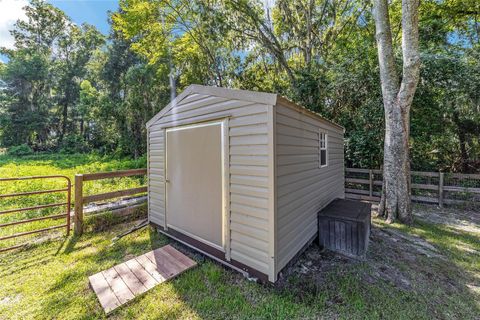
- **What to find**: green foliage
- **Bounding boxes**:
[7,144,33,156]
[59,134,89,154]
[0,0,479,171]
[0,0,104,151]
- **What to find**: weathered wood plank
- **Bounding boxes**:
[83,186,147,204]
[135,255,167,282]
[448,172,480,179]
[144,249,183,278]
[345,168,370,173]
[124,259,158,290]
[162,245,197,269]
[411,171,440,177]
[344,193,381,202]
[89,272,121,313]
[345,178,370,184]
[443,186,480,194]
[102,268,135,304]
[90,245,196,314]
[160,246,197,270]
[114,263,148,296]
[82,169,147,181]
[411,183,438,191]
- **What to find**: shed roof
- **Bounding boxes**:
[146,84,344,130]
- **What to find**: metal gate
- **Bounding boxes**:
[0,175,71,253]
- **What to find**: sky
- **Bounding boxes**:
[0,0,118,52]
[49,0,118,34]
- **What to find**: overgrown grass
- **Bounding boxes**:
[0,153,147,250]
[0,215,478,319]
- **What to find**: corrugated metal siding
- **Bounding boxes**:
[148,93,272,274]
[275,103,345,270]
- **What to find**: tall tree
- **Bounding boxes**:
[96,29,170,157]
[0,0,68,148]
[373,0,421,223]
[112,0,238,89]
[0,0,103,150]
[55,23,104,144]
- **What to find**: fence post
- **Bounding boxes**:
[74,174,84,236]
[438,172,444,208]
[368,169,373,197]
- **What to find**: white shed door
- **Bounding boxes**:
[166,122,224,250]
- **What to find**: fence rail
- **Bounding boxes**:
[0,175,71,253]
[74,169,147,235]
[345,168,480,207]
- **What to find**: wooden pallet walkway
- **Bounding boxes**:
[89,244,197,313]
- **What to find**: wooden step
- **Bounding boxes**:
[89,244,196,313]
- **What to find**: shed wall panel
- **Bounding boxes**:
[148,94,272,275]
[148,129,165,227]
[275,103,345,272]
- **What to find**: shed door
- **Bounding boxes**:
[166,122,224,250]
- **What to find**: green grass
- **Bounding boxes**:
[0,153,147,250]
[385,219,480,275]
[0,216,478,319]
[0,154,478,319]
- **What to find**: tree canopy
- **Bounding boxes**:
[0,0,478,172]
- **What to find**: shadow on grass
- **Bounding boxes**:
[32,225,166,319]
[157,217,480,320]
[414,218,479,250]
[60,234,80,255]
[6,208,478,320]
[0,254,55,278]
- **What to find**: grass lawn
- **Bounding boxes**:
[1,154,479,319]
[0,210,478,319]
[0,153,146,251]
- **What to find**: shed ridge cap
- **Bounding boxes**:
[188,84,278,105]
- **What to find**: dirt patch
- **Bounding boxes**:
[275,213,473,300]
[275,224,417,293]
[412,204,480,234]
[0,294,22,306]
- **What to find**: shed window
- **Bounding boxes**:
[319,131,328,167]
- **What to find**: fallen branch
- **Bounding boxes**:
[111,219,149,243]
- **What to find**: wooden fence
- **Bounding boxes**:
[345,168,480,207]
[74,169,147,235]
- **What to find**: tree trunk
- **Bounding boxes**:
[373,0,420,223]
[59,88,69,144]
[452,110,469,172]
[80,119,85,139]
[378,100,412,223]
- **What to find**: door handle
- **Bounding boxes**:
[166,179,170,183]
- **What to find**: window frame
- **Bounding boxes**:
[319,130,328,168]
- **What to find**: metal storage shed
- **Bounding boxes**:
[146,85,345,282]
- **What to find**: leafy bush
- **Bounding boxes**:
[7,144,33,156]
[59,134,89,154]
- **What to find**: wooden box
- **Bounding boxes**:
[318,199,371,259]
